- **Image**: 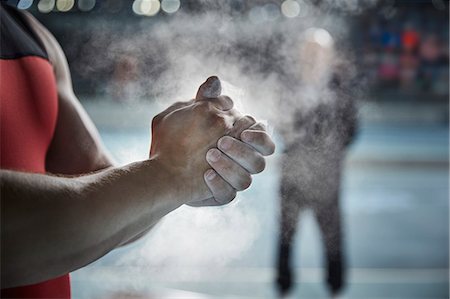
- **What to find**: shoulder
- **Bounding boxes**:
[20,11,72,87]
[20,12,61,62]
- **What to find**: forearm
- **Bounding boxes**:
[1,159,185,288]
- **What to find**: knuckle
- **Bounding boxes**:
[193,101,210,113]
[172,101,184,108]
[165,101,188,114]
[151,114,162,128]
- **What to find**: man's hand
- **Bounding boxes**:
[192,77,275,206]
[150,78,239,203]
[193,118,275,206]
[150,76,275,206]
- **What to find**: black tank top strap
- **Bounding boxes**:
[0,3,48,60]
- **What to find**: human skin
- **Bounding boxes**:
[0,12,275,288]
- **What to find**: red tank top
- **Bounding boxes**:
[1,4,71,298]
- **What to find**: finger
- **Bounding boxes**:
[217,136,265,174]
[187,169,237,207]
[195,76,222,100]
[249,122,266,131]
[240,130,276,156]
[228,115,256,138]
[206,148,252,191]
[204,169,237,205]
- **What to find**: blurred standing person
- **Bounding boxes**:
[275,28,357,296]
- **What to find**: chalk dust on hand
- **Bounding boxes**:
[196,76,222,99]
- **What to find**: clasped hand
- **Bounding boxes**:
[150,77,275,206]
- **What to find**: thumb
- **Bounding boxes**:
[195,76,222,100]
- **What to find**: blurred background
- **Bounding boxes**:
[19,0,450,298]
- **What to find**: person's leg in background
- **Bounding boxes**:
[276,180,303,295]
[315,194,345,295]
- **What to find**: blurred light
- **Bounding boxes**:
[281,0,300,18]
[141,0,160,16]
[38,0,55,13]
[305,27,333,48]
[17,0,33,9]
[78,0,96,11]
[161,0,180,14]
[132,0,142,15]
[263,3,280,21]
[56,0,74,11]
[133,0,160,16]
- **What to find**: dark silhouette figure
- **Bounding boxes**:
[275,76,357,296]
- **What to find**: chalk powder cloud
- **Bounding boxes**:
[73,0,377,273]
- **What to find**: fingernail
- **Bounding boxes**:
[205,169,216,181]
[218,137,232,150]
[206,149,221,163]
[241,131,252,142]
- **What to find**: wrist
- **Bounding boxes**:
[149,155,211,205]
[144,157,188,205]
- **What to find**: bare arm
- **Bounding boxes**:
[23,12,113,174]
[0,159,186,288]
